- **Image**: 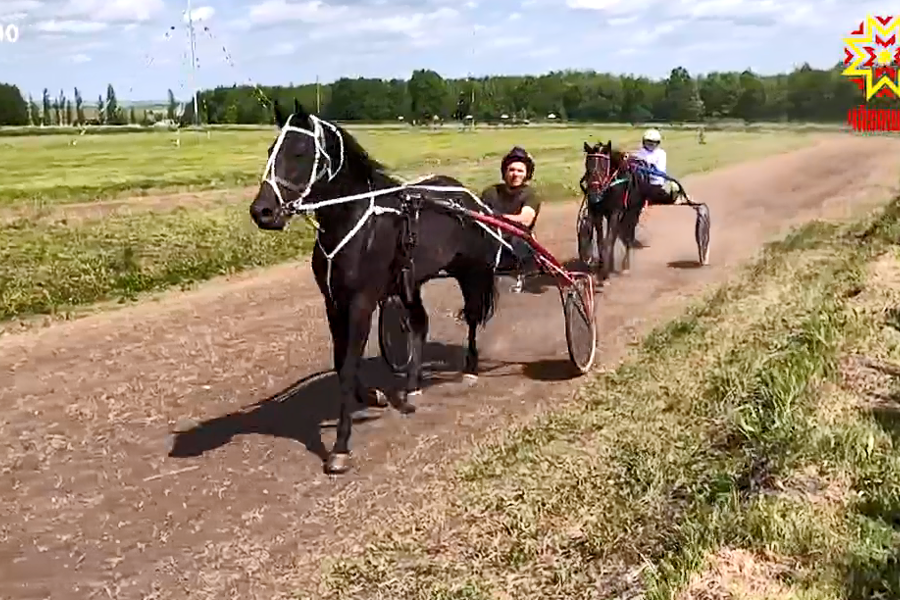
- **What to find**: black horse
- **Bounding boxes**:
[580,141,645,284]
[248,100,500,474]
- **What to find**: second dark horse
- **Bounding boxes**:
[580,141,645,285]
[249,100,501,474]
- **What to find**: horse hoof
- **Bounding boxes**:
[365,388,389,408]
[462,373,478,385]
[388,389,417,414]
[324,453,352,474]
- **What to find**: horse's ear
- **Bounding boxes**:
[273,100,288,128]
[294,98,310,119]
[583,141,592,153]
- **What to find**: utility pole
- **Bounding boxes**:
[186,0,200,125]
[470,26,476,128]
[316,75,320,112]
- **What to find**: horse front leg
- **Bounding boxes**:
[325,293,378,474]
[325,299,386,412]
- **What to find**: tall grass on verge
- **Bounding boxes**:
[315,196,900,600]
[0,204,314,321]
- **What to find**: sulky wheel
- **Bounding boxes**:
[693,203,711,266]
[576,198,599,268]
[562,275,597,374]
[378,295,413,374]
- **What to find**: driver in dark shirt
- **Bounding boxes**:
[479,146,542,291]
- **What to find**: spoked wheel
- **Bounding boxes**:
[378,295,412,374]
[576,198,598,268]
[693,203,711,265]
[562,275,597,373]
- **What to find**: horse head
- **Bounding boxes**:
[250,98,343,230]
[582,140,620,193]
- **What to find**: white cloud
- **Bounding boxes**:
[184,6,215,23]
[247,0,349,26]
[525,46,562,58]
[608,15,637,25]
[77,0,164,22]
[489,35,531,48]
[566,0,623,8]
[68,53,91,62]
[0,0,41,18]
[35,19,108,33]
[246,0,465,49]
[268,42,296,56]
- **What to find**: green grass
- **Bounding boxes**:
[0,128,816,323]
[311,196,900,599]
[0,127,816,206]
[0,204,314,322]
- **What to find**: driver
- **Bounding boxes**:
[631,128,691,205]
[479,146,542,290]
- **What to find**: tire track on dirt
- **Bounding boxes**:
[0,135,898,600]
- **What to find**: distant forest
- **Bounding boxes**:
[0,62,895,126]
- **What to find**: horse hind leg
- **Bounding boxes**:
[596,212,617,285]
[389,290,426,414]
[458,267,498,382]
[619,210,640,273]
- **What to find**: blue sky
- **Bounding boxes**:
[0,0,888,102]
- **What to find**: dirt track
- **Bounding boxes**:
[2,135,900,599]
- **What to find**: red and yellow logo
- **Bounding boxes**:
[843,15,900,99]
[844,15,900,131]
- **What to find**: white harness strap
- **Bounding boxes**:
[261,113,511,296]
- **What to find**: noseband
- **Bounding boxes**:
[261,113,345,213]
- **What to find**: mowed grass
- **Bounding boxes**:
[0,128,816,323]
[312,196,900,599]
[0,205,315,322]
[0,126,814,206]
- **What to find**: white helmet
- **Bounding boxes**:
[642,128,661,143]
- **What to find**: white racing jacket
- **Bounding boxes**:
[631,146,667,187]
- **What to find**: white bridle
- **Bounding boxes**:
[258,112,510,296]
[261,113,345,213]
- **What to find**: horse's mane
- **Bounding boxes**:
[331,122,401,186]
[609,148,628,168]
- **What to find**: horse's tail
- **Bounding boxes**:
[456,262,498,327]
[475,265,498,326]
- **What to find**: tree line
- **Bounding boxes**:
[0,84,181,126]
[0,63,896,127]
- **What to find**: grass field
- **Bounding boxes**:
[0,127,818,323]
[315,197,900,599]
[0,127,816,206]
